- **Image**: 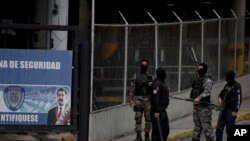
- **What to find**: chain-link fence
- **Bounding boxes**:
[91,14,250,112]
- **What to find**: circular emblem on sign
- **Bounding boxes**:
[3,86,25,111]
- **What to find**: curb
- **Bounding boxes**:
[59,133,78,141]
[167,112,250,141]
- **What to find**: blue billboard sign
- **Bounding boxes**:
[0,49,72,125]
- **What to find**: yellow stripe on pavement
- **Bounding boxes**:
[167,112,250,141]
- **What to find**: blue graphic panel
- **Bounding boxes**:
[0,49,72,125]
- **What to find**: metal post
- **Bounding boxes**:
[90,0,95,112]
[118,11,129,104]
[231,9,238,73]
[79,41,91,141]
[72,30,80,131]
[191,47,198,62]
[213,9,222,80]
[173,11,183,92]
[195,11,204,62]
[245,10,250,72]
[147,12,158,70]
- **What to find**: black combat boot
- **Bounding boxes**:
[134,132,142,141]
[144,132,150,141]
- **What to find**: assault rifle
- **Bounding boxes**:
[169,95,219,110]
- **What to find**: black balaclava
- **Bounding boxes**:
[156,68,166,82]
[140,59,149,74]
[197,63,208,77]
[225,70,235,85]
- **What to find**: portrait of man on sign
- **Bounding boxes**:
[47,88,71,125]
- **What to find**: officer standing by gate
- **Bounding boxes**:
[150,68,170,141]
[190,63,214,141]
[216,70,242,141]
[129,59,153,141]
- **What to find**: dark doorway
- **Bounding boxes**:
[0,0,35,49]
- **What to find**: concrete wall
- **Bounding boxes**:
[89,106,134,141]
[89,73,250,141]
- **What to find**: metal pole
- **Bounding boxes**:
[173,11,183,92]
[191,47,198,62]
[195,11,204,62]
[72,30,79,129]
[86,0,95,140]
[213,9,222,80]
[147,12,158,70]
[118,11,129,104]
[90,0,95,112]
[79,41,91,141]
[231,9,238,73]
[245,10,250,73]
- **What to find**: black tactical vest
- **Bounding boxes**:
[222,82,240,109]
[134,73,152,96]
[190,76,210,103]
[150,79,169,111]
[158,81,169,109]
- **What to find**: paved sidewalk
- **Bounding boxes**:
[114,97,250,141]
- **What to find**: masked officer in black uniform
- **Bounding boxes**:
[216,71,242,141]
[190,63,214,141]
[151,68,170,141]
[129,59,153,141]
